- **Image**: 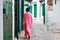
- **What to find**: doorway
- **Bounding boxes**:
[14,0,24,39]
[3,0,12,40]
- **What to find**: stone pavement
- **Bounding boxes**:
[15,20,60,40]
[47,31,60,40]
[15,20,48,40]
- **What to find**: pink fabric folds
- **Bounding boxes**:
[23,12,32,36]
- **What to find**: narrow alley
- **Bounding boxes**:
[15,20,60,40]
[2,0,60,40]
[15,20,48,40]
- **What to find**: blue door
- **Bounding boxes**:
[29,6,32,13]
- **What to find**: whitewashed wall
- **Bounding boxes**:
[46,0,60,32]
[32,0,42,19]
[0,0,3,40]
[24,1,30,12]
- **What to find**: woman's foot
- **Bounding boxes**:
[28,35,30,39]
[23,36,27,39]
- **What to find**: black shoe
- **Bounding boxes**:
[28,35,30,39]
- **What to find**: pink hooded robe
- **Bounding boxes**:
[23,12,32,36]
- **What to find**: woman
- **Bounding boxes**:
[23,8,32,39]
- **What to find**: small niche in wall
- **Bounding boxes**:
[3,8,6,14]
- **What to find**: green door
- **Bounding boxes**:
[42,3,45,24]
[14,0,24,39]
[3,0,12,40]
[34,4,37,18]
[19,0,24,32]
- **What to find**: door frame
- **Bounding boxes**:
[12,0,14,40]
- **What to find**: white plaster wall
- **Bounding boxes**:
[53,0,60,29]
[0,0,3,40]
[31,2,34,19]
[32,2,37,19]
[32,0,42,19]
[37,1,40,19]
[24,1,30,12]
[47,0,60,31]
[32,0,43,24]
[32,0,38,2]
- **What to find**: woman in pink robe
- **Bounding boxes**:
[23,8,32,39]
